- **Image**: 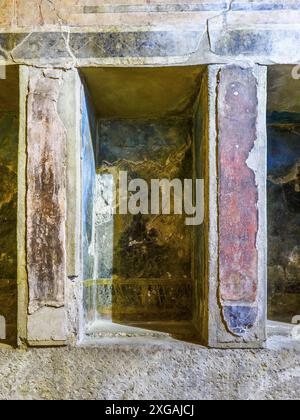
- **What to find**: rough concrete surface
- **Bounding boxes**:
[0,339,299,400]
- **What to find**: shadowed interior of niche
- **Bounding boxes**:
[80,66,206,341]
[0,66,19,348]
[267,65,300,324]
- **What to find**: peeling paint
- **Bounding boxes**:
[217,65,259,335]
[267,113,300,323]
[26,68,67,314]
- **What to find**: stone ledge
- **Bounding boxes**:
[0,336,299,399]
[0,24,300,66]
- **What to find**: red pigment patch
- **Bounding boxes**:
[217,66,258,304]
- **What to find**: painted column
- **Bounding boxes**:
[25,68,67,345]
[205,64,267,348]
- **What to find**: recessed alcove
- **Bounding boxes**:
[267,66,300,324]
[80,66,206,341]
[0,66,19,347]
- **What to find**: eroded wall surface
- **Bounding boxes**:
[218,66,260,335]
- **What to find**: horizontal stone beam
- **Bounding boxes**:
[0,2,300,65]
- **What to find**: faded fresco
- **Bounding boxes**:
[267,112,300,322]
[0,113,18,347]
[218,66,259,335]
[80,67,203,332]
[82,114,195,325]
[95,118,194,324]
[26,69,67,315]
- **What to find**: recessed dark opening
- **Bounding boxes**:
[267,65,300,323]
[80,66,205,341]
[0,66,19,347]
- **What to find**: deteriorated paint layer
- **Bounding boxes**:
[217,65,259,334]
[0,113,18,347]
[27,69,67,314]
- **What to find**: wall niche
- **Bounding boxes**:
[80,66,206,342]
[267,65,300,324]
[0,66,19,348]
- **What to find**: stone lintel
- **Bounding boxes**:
[0,3,300,66]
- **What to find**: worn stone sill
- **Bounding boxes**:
[78,320,300,351]
[266,321,300,351]
[81,320,201,347]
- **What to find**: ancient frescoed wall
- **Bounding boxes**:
[0,0,299,403]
